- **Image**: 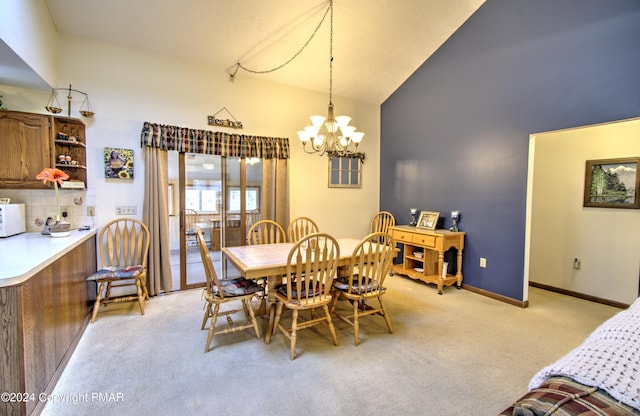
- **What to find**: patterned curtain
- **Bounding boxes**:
[140,121,290,159]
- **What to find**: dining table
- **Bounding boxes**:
[221,237,363,343]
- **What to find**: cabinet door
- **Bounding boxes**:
[0,111,53,189]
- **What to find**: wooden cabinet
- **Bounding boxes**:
[0,111,52,189]
[52,116,87,188]
[389,225,465,294]
[0,110,87,189]
[0,235,96,416]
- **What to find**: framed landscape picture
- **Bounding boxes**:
[583,157,640,209]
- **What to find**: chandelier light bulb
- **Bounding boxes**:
[351,131,365,144]
[335,115,351,127]
[297,130,310,143]
[305,125,319,137]
[340,125,356,138]
[313,135,325,147]
[310,115,325,127]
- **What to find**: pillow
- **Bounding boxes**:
[87,265,144,280]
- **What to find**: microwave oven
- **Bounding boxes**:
[0,203,26,237]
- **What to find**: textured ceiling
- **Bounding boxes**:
[43,0,485,104]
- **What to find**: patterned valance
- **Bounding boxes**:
[140,121,290,159]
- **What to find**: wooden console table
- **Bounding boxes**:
[389,225,465,294]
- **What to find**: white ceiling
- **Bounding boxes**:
[38,0,485,104]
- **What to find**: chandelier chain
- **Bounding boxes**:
[230,2,332,78]
[329,0,333,105]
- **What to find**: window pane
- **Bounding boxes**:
[201,189,218,212]
[185,189,200,211]
[228,189,241,212]
[246,189,258,211]
[331,170,339,184]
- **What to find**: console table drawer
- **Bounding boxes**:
[391,229,436,247]
[391,229,413,243]
[412,234,436,247]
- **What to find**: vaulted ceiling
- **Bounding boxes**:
[36,0,485,104]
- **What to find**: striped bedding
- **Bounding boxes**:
[500,296,640,415]
[500,376,640,416]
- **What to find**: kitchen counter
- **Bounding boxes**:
[0,229,97,416]
[0,229,97,287]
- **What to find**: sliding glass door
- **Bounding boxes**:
[168,152,263,290]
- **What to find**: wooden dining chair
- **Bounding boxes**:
[247,219,287,312]
[247,219,286,245]
[87,218,150,323]
[245,209,261,235]
[330,232,396,345]
[287,216,319,242]
[272,232,340,360]
[369,211,396,235]
[185,209,199,246]
[196,227,262,352]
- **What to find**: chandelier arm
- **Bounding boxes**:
[232,3,332,76]
[302,141,327,156]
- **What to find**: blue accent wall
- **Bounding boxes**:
[380,0,640,301]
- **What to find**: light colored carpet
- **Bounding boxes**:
[41,277,620,416]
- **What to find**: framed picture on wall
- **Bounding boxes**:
[416,211,439,230]
[583,157,640,209]
[104,148,134,179]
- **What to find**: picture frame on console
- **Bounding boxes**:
[583,157,640,209]
[416,211,439,230]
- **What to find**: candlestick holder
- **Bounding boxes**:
[449,210,460,232]
[409,208,418,226]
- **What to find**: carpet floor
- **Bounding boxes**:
[41,276,620,416]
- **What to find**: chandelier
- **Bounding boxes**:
[229,1,363,157]
[297,0,364,157]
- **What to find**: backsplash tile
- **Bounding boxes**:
[2,189,92,232]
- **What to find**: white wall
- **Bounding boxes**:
[528,118,640,304]
[0,0,57,87]
[0,33,380,239]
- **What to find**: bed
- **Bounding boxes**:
[500,296,640,416]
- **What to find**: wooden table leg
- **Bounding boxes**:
[265,303,276,344]
[256,294,267,316]
[264,275,279,344]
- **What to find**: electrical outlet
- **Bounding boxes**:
[87,206,95,216]
[480,257,487,268]
[115,205,137,215]
[573,258,581,270]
